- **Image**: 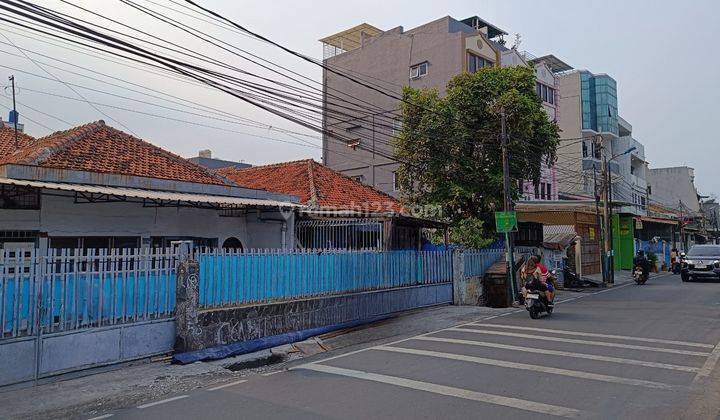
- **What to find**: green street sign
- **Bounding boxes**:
[495,211,518,233]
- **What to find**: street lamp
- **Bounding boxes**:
[610,146,637,162]
[606,146,637,283]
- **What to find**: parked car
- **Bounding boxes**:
[681,245,720,282]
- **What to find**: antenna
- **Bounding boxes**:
[8,75,17,148]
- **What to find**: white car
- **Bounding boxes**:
[681,245,720,282]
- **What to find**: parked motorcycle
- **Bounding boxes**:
[633,266,648,285]
[524,277,553,319]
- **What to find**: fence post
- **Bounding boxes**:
[452,248,466,305]
[174,248,203,353]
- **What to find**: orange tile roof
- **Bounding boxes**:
[218,159,403,213]
[0,126,36,158]
[0,121,228,185]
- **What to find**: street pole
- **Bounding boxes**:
[593,164,607,283]
[601,154,612,284]
[606,159,615,284]
[9,75,18,148]
[501,111,517,303]
[679,200,686,251]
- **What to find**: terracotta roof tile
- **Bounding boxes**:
[1,121,228,185]
[0,126,36,159]
[218,159,403,213]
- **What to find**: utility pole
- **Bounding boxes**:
[593,162,607,283]
[599,137,613,285]
[679,200,686,251]
[606,158,615,284]
[501,111,517,303]
[8,75,18,148]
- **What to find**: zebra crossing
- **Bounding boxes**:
[295,316,720,418]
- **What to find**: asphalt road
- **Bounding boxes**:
[96,272,720,420]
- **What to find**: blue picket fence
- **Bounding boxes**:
[636,240,671,267]
[197,250,454,309]
[1,248,177,339]
[464,249,505,277]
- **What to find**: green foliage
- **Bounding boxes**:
[647,252,658,265]
[395,66,560,246]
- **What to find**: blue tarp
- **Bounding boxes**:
[172,315,390,364]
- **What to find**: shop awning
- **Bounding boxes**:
[0,177,302,209]
[635,215,678,226]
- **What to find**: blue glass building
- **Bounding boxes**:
[580,71,618,136]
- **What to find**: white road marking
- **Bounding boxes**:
[299,363,587,418]
[304,279,637,367]
[87,415,113,420]
[412,336,700,373]
[471,323,714,349]
[694,342,720,382]
[136,395,189,409]
[261,371,282,376]
[448,327,712,357]
[208,379,248,391]
[375,346,678,390]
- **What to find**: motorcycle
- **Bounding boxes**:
[633,266,648,285]
[524,277,554,319]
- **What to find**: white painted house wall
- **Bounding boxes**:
[0,190,293,250]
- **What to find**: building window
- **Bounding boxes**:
[545,183,552,200]
[467,53,493,73]
[392,172,400,191]
[410,62,428,79]
[647,185,652,195]
[640,196,646,210]
[0,185,40,209]
[536,82,555,105]
[534,184,540,199]
[582,141,589,158]
[392,119,403,136]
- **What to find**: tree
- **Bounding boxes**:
[395,65,560,246]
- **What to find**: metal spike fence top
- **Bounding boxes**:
[194,248,456,309]
[0,247,176,339]
[0,247,503,339]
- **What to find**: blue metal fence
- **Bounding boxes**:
[197,249,454,309]
[0,248,177,339]
[636,240,670,268]
[464,249,504,277]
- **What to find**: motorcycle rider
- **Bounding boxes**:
[521,256,554,305]
[633,250,651,281]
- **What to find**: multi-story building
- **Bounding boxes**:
[501,51,571,201]
[319,16,560,200]
[647,166,700,214]
[556,70,647,215]
[647,166,703,249]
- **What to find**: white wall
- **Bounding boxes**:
[0,190,292,250]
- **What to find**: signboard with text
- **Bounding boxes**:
[494,211,518,233]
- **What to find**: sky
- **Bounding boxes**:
[1,0,718,194]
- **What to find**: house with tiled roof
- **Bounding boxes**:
[0,125,36,157]
[0,121,300,251]
[218,159,403,213]
[219,159,445,250]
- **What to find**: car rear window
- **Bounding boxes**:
[687,246,720,257]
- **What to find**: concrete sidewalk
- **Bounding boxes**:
[0,303,526,420]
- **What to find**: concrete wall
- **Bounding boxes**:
[557,72,584,196]
[178,284,452,352]
[647,167,700,213]
[0,190,293,250]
